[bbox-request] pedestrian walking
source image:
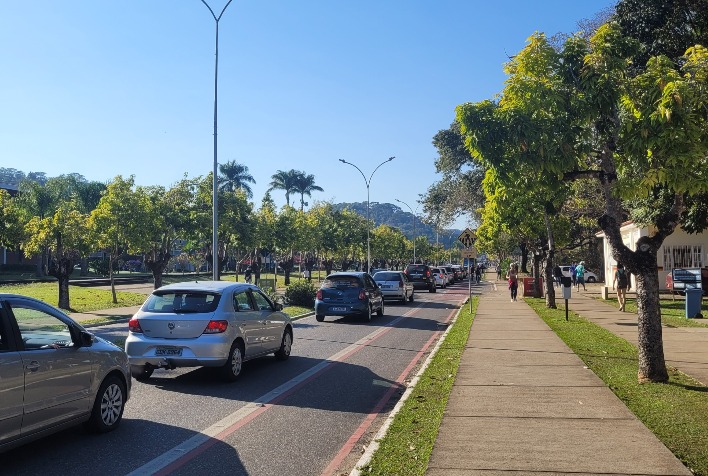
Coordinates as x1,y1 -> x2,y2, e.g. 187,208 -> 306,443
506,264 -> 519,302
570,262 -> 577,288
575,261 -> 586,291
496,264 -> 502,281
244,267 -> 253,284
612,263 -> 631,311
553,264 -> 563,288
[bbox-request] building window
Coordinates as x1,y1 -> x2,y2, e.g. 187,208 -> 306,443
663,245 -> 703,270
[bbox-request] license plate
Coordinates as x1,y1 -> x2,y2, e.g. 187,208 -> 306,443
155,347 -> 182,356
331,307 -> 347,312
381,285 -> 391,289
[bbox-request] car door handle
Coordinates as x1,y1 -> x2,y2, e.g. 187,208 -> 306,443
26,361 -> 40,372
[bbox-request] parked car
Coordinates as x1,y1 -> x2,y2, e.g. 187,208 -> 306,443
430,267 -> 448,288
0,294 -> 131,453
404,264 -> 436,293
373,270 -> 414,303
560,266 -> 600,283
126,281 -> 293,382
315,272 -> 384,322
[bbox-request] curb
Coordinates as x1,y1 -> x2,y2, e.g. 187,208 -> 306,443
349,299 -> 467,476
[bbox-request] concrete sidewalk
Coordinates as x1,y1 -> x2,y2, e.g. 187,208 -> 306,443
426,281 -> 692,475
567,290 -> 708,386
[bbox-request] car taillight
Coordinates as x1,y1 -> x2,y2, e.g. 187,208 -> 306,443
426,270 -> 431,276
128,318 -> 143,333
203,320 -> 228,334
316,290 -> 323,300
358,290 -> 366,300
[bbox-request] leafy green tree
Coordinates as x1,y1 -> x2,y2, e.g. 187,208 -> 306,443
140,178 -> 196,288
23,200 -> 90,309
0,190 -> 24,251
88,176 -> 151,303
219,160 -> 256,199
456,24 -> 708,382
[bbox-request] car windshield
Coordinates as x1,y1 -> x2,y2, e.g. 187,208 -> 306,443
143,291 -> 220,313
322,276 -> 362,288
374,272 -> 400,281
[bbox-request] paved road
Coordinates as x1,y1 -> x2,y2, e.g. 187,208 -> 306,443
1,280 -> 475,476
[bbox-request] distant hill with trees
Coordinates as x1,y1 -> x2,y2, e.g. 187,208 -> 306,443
332,201 -> 462,248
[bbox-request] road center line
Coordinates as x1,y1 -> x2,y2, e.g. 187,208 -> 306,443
128,305 -> 423,476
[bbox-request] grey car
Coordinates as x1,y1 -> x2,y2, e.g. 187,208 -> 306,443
373,271 -> 414,303
0,294 -> 131,453
126,281 -> 293,382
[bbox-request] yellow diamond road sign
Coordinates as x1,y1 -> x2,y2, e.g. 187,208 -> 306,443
458,228 -> 476,248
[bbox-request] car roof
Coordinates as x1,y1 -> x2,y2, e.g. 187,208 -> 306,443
154,281 -> 257,294
326,272 -> 367,278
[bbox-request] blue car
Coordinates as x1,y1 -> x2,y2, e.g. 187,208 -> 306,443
315,272 -> 384,322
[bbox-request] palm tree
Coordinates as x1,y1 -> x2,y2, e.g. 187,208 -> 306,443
292,172 -> 324,211
219,160 -> 256,198
268,169 -> 300,206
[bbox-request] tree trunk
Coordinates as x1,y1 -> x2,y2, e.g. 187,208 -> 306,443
532,253 -> 543,298
544,210 -> 557,308
519,242 -> 528,273
109,252 -> 117,304
635,252 -> 669,383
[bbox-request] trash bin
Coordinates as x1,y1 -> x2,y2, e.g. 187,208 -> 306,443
685,288 -> 703,318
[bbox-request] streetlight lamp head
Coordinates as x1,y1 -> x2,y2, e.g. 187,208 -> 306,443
338,159 -> 346,163
388,156 -> 395,161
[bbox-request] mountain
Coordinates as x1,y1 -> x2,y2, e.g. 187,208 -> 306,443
332,202 -> 462,247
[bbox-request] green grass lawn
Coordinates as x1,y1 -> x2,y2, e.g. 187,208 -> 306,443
0,282 -> 147,312
602,295 -> 708,328
359,298 -> 478,476
526,298 -> 708,476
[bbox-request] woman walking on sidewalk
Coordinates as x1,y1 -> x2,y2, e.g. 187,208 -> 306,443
612,263 -> 631,311
506,264 -> 519,301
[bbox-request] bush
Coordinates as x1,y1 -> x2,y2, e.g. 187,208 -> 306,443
284,280 -> 317,308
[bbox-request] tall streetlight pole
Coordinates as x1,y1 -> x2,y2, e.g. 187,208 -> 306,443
395,198 -> 420,264
200,0 -> 234,281
339,157 -> 395,273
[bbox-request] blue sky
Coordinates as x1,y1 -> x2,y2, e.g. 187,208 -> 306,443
1,1 -> 616,229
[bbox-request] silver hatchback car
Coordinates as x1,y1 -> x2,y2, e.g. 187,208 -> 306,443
0,294 -> 131,453
126,281 -> 293,382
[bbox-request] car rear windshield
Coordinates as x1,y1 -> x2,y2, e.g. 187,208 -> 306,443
374,272 -> 400,281
143,292 -> 220,313
406,265 -> 427,273
322,276 -> 362,288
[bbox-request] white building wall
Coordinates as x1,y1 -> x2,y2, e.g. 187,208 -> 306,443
599,223 -> 707,290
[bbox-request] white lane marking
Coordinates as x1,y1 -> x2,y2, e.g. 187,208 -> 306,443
128,305 -> 424,476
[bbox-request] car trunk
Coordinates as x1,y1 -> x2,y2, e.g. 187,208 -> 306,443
138,312 -> 215,339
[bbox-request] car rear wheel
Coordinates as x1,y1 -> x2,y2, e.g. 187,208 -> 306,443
429,284 -> 436,293
86,375 -> 126,433
316,314 -> 325,322
587,277 -> 596,283
222,341 -> 244,382
131,364 -> 154,382
275,330 -> 292,361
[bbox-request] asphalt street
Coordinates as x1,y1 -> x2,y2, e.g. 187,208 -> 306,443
1,280 -> 473,476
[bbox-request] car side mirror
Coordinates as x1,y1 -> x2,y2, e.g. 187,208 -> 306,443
79,331 -> 94,347
275,303 -> 283,311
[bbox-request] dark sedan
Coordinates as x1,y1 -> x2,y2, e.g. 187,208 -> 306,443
314,272 -> 384,322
